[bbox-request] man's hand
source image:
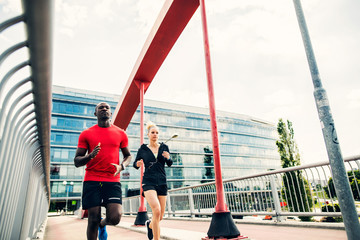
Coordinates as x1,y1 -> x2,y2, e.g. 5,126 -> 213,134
89,142 -> 101,159
111,163 -> 122,176
74,143 -> 101,168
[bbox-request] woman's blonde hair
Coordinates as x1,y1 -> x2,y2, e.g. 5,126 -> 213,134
146,121 -> 157,133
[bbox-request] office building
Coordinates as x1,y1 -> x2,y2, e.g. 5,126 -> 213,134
49,85 -> 280,211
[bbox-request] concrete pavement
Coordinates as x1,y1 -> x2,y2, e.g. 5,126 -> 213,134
41,215 -> 347,240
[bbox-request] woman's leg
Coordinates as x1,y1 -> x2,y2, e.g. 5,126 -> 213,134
144,190 -> 161,240
158,195 -> 167,221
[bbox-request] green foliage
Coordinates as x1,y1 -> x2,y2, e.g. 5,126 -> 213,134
281,171 -> 313,213
323,177 -> 336,198
351,178 -> 360,200
276,119 -> 313,221
349,170 -> 360,200
324,170 -> 360,200
276,119 -> 301,168
315,184 -> 322,191
320,204 -> 343,222
201,146 -> 214,183
299,216 -> 313,222
321,203 -> 341,212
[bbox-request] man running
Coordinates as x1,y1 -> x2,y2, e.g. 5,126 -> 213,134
74,102 -> 132,240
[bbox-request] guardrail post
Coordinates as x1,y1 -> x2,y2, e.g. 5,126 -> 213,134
167,194 -> 172,218
270,175 -> 282,222
128,198 -> 132,215
188,188 -> 195,218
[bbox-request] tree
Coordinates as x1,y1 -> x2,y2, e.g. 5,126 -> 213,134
276,119 -> 300,168
323,177 -> 336,199
324,170 -> 360,200
276,119 -> 313,221
201,146 -> 214,183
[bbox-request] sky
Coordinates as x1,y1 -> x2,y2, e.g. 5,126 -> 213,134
1,0 -> 359,165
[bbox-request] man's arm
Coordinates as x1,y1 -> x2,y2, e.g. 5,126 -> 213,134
74,144 -> 101,168
112,147 -> 132,176
120,147 -> 132,168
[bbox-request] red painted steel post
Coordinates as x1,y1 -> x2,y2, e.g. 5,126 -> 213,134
199,0 -> 227,213
199,2 -> 240,238
138,81 -> 146,212
134,81 -> 149,225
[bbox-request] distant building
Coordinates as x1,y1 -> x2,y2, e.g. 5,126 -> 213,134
49,85 -> 280,211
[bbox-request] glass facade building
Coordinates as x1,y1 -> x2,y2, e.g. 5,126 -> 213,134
50,85 -> 280,211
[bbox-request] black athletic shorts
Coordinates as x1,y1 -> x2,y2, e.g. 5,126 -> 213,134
142,184 -> 168,197
82,181 -> 122,210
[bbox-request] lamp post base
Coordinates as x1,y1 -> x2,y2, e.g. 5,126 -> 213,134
134,211 -> 149,226
206,212 -> 241,239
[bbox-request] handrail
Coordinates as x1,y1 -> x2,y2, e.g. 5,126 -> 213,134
123,155 -> 360,222
0,0 -> 53,239
22,0 -> 53,200
0,14 -> 25,32
164,155 -> 360,192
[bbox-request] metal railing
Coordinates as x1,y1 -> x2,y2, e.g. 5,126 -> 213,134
0,0 -> 53,239
123,155 -> 360,222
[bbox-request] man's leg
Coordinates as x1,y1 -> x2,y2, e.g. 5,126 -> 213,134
87,206 -> 101,240
100,203 -> 122,227
101,182 -> 123,227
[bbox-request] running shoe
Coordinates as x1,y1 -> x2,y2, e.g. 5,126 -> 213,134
145,220 -> 153,240
98,224 -> 108,240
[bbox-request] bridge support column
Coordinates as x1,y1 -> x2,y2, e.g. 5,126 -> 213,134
134,81 -> 149,226
199,0 -> 241,238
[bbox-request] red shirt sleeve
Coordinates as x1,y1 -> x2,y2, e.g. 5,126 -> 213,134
120,131 -> 129,149
77,130 -> 89,149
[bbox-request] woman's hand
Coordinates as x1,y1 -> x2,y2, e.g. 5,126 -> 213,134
136,159 -> 144,168
162,151 -> 170,160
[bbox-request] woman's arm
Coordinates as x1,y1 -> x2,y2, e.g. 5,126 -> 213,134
133,148 -> 143,169
162,145 -> 173,167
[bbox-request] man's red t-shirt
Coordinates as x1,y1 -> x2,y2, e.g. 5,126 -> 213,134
77,124 -> 128,182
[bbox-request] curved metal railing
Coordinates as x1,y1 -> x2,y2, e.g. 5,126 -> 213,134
123,155 -> 360,222
0,0 -> 52,239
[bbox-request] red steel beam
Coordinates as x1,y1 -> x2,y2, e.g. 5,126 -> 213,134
138,81 -> 146,212
199,0 -> 228,213
112,0 -> 199,130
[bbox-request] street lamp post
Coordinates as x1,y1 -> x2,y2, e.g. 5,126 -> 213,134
164,134 -> 178,143
63,181 -> 74,215
292,0 -> 360,239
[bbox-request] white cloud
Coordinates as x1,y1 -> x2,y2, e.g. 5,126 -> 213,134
263,89 -> 295,106
94,0 -> 115,21
0,0 -> 22,15
55,0 -> 88,29
347,89 -> 360,109
0,34 -> 11,44
133,0 -> 165,33
58,27 -> 74,38
2,0 -> 357,165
